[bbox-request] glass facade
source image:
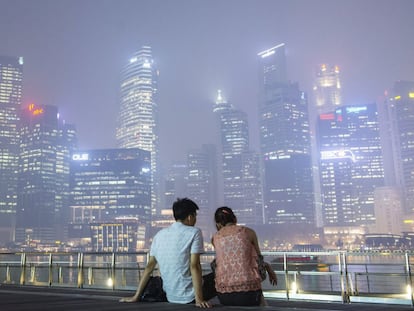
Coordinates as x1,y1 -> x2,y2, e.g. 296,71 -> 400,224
70,148 -> 151,226
213,90 -> 263,225
0,56 -> 23,243
388,81 -> 414,213
313,64 -> 342,112
186,144 -> 218,237
258,44 -> 314,225
16,104 -> 76,243
116,46 -> 159,214
317,104 -> 385,226
311,64 -> 343,228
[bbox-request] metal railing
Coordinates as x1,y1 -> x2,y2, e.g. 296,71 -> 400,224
1,250 -> 413,306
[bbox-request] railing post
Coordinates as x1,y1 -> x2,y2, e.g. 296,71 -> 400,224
77,252 -> 84,288
339,252 -> 349,303
284,252 -> 290,300
405,252 -> 414,306
58,266 -> 63,284
88,267 -> 93,285
354,272 -> 359,296
111,252 -> 116,290
6,265 -> 11,283
19,253 -> 26,285
365,263 -> 370,293
343,252 -> 351,300
48,253 -> 53,286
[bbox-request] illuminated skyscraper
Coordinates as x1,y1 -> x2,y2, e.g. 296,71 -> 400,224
69,148 -> 151,241
213,90 -> 263,225
317,104 -> 384,226
313,64 -> 342,113
386,81 -> 414,213
257,44 -> 314,225
16,104 -> 77,243
0,56 -> 23,243
312,65 -> 343,227
116,46 -> 159,214
186,144 -> 218,237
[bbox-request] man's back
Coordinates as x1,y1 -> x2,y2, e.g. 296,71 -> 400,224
150,222 -> 204,303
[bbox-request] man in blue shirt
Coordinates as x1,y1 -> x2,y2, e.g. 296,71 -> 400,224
120,198 -> 212,308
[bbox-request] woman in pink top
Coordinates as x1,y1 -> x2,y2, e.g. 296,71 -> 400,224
212,207 -> 276,306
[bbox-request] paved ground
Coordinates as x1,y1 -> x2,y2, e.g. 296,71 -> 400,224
0,284 -> 412,311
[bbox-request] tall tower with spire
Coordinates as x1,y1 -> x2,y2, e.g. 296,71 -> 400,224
214,90 -> 263,225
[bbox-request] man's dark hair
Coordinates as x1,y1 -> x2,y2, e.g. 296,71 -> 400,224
173,197 -> 199,221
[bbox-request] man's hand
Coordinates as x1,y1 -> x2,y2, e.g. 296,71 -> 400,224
195,300 -> 212,308
119,296 -> 139,303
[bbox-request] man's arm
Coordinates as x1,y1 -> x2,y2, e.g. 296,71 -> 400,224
119,256 -> 157,302
190,253 -> 211,308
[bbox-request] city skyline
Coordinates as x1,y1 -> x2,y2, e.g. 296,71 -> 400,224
1,0 -> 414,166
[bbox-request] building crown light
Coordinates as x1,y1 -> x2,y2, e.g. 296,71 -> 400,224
257,43 -> 285,58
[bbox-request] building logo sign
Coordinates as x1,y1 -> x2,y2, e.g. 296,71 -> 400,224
320,150 -> 356,162
72,153 -> 89,161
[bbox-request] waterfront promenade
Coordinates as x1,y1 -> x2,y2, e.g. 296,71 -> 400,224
0,284 -> 411,311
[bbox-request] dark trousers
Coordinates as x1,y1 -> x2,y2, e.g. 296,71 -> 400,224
217,290 -> 262,306
202,272 -> 217,301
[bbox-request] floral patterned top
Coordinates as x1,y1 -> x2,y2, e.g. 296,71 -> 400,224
212,225 -> 262,293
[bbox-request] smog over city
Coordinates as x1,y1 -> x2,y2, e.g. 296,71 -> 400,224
1,0 -> 414,251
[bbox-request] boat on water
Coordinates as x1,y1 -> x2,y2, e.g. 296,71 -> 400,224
270,244 -> 328,271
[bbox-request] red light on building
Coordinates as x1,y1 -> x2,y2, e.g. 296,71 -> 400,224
32,108 -> 44,116
27,103 -> 44,116
319,113 -> 335,120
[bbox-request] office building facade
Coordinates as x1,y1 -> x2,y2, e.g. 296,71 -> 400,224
116,46 -> 160,214
313,64 -> 342,113
258,44 -> 314,225
16,104 -> 76,243
386,81 -> 414,213
186,144 -> 218,237
0,56 -> 23,243
317,103 -> 385,226
213,90 -> 263,225
312,64 -> 343,227
70,148 -> 151,226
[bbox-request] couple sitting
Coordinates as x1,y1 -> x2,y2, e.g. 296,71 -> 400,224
120,198 -> 277,308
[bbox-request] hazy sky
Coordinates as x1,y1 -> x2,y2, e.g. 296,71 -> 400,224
1,0 -> 414,166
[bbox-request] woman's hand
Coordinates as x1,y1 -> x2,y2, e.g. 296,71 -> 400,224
265,262 -> 277,286
268,270 -> 277,286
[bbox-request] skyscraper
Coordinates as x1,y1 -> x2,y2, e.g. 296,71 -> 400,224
312,64 -> 343,227
257,44 -> 314,225
69,148 -> 151,249
213,90 -> 263,225
317,104 -> 384,226
313,64 -> 342,113
16,104 -> 77,243
0,56 -> 23,243
186,144 -> 218,237
163,162 -> 187,209
387,81 -> 414,213
116,46 -> 159,214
